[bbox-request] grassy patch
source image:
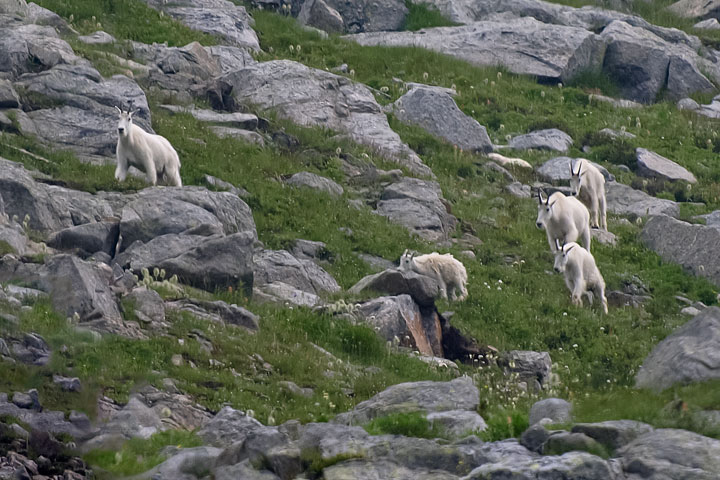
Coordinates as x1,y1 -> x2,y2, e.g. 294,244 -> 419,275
34,0 -> 216,46
480,409 -> 530,441
364,411 -> 445,439
402,1 -> 458,31
84,430 -> 203,476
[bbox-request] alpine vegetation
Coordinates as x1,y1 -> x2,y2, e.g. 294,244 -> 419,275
536,190 -> 591,253
569,158 -> 607,231
399,250 -> 468,301
554,240 -> 608,314
115,106 -> 182,187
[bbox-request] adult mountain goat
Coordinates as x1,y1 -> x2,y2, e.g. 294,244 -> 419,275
399,250 -> 468,302
536,190 -> 591,252
115,106 -> 182,187
553,240 -> 608,314
569,158 -> 606,230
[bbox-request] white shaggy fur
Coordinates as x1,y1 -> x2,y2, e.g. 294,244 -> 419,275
115,106 -> 182,187
536,190 -> 591,252
487,152 -> 532,170
569,158 -> 607,230
553,240 -> 608,314
399,250 -> 468,301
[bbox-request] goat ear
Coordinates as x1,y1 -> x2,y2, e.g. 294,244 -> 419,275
402,249 -> 408,257
538,189 -> 547,204
555,238 -> 561,250
114,106 -> 122,114
565,245 -> 575,254
129,109 -> 140,118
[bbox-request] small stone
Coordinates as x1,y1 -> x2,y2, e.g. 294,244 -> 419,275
171,354 -> 183,366
529,398 -> 572,425
53,375 -> 82,392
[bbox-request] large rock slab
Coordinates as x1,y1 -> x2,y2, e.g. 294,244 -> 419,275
116,232 -> 255,294
221,60 -> 430,176
253,249 -> 340,296
376,178 -> 457,243
47,220 -> 120,257
0,22 -> 86,78
605,181 -> 679,218
0,158 -> 115,234
333,376 -> 478,425
349,17 -> 604,83
635,307 -> 720,391
668,0 -> 720,19
601,20 -> 713,103
392,87 -> 492,153
322,459 -> 459,480
635,148 -> 697,183
349,269 -> 440,306
37,254 -> 144,338
618,429 -> 720,478
14,63 -> 151,159
286,171 -> 344,197
144,0 -> 260,51
509,129 -> 573,152
641,215 -> 720,287
465,451 -> 613,479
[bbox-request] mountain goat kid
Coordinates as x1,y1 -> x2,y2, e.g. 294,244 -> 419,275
536,190 -> 591,253
553,240 -> 608,314
399,250 -> 468,302
115,106 -> 182,187
569,158 -> 606,230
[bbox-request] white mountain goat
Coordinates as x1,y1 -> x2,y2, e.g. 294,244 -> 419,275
569,158 -> 607,230
115,106 -> 182,187
399,250 -> 468,302
553,240 -> 608,314
536,190 -> 591,252
487,152 -> 532,170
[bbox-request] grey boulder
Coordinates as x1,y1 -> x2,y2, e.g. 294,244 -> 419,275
571,420 -> 654,450
253,249 -> 340,296
641,215 -> 720,287
529,398 -> 572,425
635,306 -> 720,391
376,178 -> 457,243
465,451 -> 613,479
117,232 -> 255,294
333,376 -> 478,425
618,428 -> 720,478
635,148 -> 697,183
349,269 -> 440,307
606,181 -> 679,218
144,0 -> 260,51
47,220 -> 120,257
165,298 -> 259,331
221,60 -> 430,176
509,129 -> 573,152
198,406 -> 264,448
286,171 -> 344,197
393,87 -> 492,153
349,17 -> 604,83
38,254 -> 144,338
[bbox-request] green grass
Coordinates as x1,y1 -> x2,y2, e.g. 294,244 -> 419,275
364,411 -> 446,439
402,1 -> 458,31
84,430 -> 203,476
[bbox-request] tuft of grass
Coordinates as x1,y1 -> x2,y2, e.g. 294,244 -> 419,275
84,430 -> 203,476
480,410 -> 529,441
34,0 -> 216,46
364,411 -> 445,439
401,1 -> 458,31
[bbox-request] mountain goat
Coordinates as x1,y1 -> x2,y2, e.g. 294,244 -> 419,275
487,152 -> 532,170
536,190 -> 591,253
399,250 -> 468,302
553,240 -> 608,314
115,106 -> 182,187
569,158 -> 606,230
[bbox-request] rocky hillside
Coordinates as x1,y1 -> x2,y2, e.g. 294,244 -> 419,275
1,0 -> 720,478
